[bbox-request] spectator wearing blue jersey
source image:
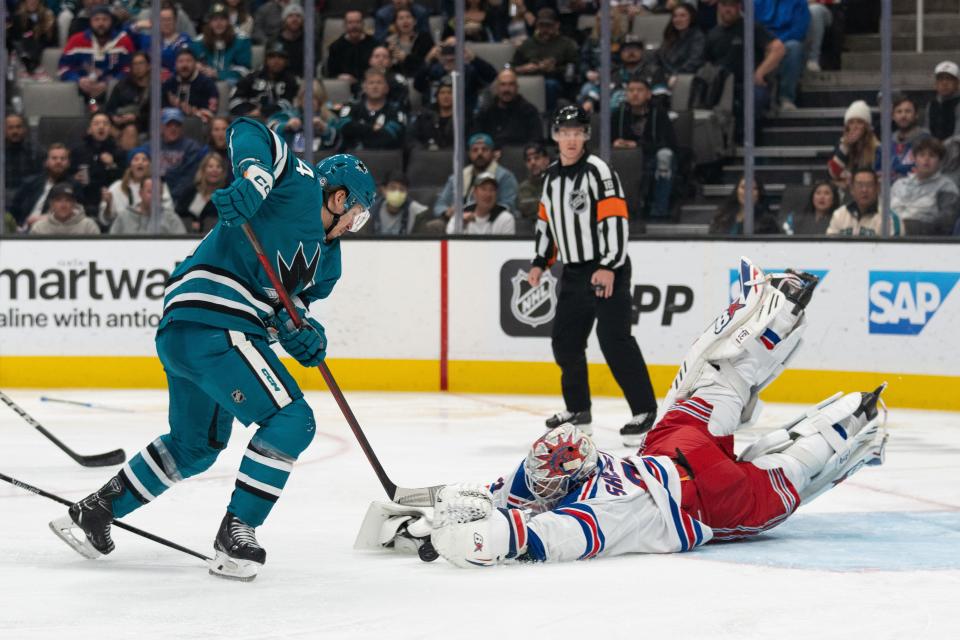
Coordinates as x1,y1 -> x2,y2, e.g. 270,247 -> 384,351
191,3 -> 252,85
754,0 -> 810,111
338,68 -> 408,151
59,5 -> 136,108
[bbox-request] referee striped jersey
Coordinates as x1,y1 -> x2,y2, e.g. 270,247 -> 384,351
532,153 -> 630,270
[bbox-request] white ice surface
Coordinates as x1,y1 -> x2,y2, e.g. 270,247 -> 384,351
2,390 -> 959,640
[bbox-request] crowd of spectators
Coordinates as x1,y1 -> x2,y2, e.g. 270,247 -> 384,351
2,1 -> 956,237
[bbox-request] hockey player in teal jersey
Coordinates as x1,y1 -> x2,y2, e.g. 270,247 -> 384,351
50,117 -> 377,581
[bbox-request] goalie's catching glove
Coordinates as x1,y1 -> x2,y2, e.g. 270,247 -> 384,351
213,162 -> 273,227
431,484 -> 531,568
274,307 -> 327,367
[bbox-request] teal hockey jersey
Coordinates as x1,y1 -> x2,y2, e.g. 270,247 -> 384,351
160,117 -> 340,337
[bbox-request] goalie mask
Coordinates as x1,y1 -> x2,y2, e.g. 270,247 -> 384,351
523,424 -> 598,503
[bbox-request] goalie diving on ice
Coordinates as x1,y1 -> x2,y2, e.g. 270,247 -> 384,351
356,257 -> 890,566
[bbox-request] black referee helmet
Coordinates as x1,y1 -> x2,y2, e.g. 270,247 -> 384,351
552,105 -> 591,139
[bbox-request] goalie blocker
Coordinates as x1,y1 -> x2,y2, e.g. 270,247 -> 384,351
360,257 -> 890,568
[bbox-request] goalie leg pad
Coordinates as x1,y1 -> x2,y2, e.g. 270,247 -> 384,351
661,258 -> 818,437
748,386 -> 889,503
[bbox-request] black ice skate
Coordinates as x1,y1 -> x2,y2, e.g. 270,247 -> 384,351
209,512 -> 266,582
619,412 -> 656,447
545,410 -> 592,434
49,476 -> 124,559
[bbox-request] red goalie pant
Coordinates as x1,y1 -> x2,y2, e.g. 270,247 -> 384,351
640,398 -> 800,541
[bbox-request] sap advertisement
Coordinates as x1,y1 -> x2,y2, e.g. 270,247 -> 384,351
1,238 -> 958,378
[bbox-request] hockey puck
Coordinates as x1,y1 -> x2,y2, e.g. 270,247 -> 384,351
418,540 -> 439,562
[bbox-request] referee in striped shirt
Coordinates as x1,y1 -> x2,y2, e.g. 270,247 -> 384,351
528,105 -> 657,446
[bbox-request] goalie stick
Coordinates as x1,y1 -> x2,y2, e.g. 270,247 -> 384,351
0,390 -> 127,468
241,223 -> 441,507
0,471 -> 210,562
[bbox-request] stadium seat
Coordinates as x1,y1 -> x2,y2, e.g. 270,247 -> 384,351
471,42 -> 515,72
407,148 -> 453,187
672,110 -> 694,152
610,147 -> 645,218
779,184 -> 813,222
353,149 -> 405,186
322,18 -> 345,55
41,47 -> 62,79
631,14 -> 670,47
407,78 -> 421,111
407,186 -> 438,211
323,78 -> 353,106
577,14 -> 596,33
19,82 -> 85,122
322,0 -> 378,17
251,45 -> 264,71
182,116 -> 206,144
498,146 -> 527,181
671,74 -> 696,111
36,115 -> 88,150
216,81 -> 231,115
517,76 -> 545,113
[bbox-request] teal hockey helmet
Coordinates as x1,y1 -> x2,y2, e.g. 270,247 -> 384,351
315,154 -> 377,212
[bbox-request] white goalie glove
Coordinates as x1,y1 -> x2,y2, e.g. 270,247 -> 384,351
431,483 -> 531,568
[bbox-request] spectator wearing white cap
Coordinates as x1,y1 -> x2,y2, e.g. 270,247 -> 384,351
445,173 -> 517,235
926,61 -> 960,141
827,99 -> 879,189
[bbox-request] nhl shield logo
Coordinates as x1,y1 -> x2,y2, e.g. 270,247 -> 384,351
568,189 -> 588,215
231,389 -> 246,404
500,259 -> 562,337
510,268 -> 558,328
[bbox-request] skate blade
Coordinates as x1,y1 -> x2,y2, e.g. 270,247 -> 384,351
207,551 -> 261,582
49,515 -> 101,560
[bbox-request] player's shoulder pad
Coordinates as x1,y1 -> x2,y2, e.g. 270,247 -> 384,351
228,116 -> 271,139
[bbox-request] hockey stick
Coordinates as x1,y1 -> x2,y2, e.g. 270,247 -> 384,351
40,396 -> 135,413
0,471 -> 211,561
0,391 -> 127,467
241,223 -> 441,507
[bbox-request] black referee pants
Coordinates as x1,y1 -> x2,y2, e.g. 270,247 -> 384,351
551,258 -> 657,416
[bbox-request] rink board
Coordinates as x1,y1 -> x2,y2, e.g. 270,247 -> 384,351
0,238 -> 957,409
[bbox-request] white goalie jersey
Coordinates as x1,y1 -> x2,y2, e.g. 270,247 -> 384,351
487,451 -> 713,562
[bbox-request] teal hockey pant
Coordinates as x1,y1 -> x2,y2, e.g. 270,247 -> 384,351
111,321 -> 316,527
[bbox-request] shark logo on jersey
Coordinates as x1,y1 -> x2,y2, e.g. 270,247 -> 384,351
868,271 -> 959,335
276,242 -> 321,297
473,533 -> 484,552
509,268 -> 558,328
